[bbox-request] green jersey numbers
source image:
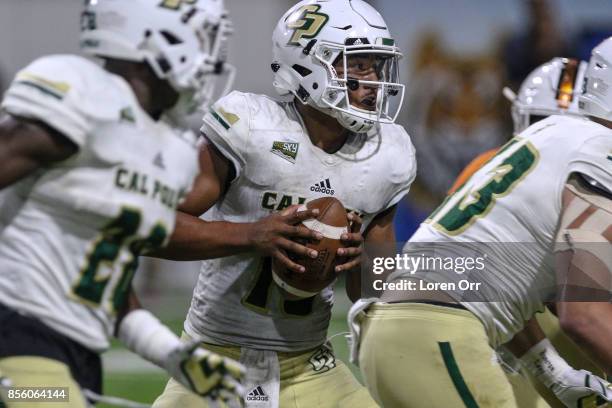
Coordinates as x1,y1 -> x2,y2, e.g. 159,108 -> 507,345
287,5 -> 329,46
428,138 -> 540,235
242,257 -> 315,318
72,208 -> 168,312
159,0 -> 197,10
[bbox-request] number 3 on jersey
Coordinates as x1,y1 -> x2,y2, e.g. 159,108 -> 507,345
71,208 -> 167,312
428,138 -> 539,235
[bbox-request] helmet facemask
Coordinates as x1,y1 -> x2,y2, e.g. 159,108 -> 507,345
145,8 -> 235,120
312,39 -> 404,133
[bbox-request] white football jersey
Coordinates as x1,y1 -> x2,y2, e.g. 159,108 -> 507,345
0,55 -> 199,351
186,91 -> 416,351
394,115 -> 612,347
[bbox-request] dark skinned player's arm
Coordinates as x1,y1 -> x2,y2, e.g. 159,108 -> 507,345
152,137 -> 320,272
345,204 -> 397,302
505,317 -> 546,357
0,113 -> 77,189
115,288 -> 142,334
152,137 -> 248,260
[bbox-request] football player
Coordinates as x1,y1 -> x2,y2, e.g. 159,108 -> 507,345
448,57 -> 607,408
151,0 -> 415,407
0,1 -> 243,407
350,38 -> 612,407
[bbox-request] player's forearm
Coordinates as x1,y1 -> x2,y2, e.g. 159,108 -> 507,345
558,302 -> 612,374
114,288 -> 142,336
505,316 -> 546,358
152,211 -> 254,261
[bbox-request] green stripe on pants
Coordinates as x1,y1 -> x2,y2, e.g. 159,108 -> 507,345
439,341 -> 479,408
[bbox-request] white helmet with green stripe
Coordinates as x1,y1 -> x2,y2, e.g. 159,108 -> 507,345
271,0 -> 404,133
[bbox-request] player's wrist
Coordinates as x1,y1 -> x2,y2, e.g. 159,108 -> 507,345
520,338 -> 573,388
117,309 -> 181,368
242,220 -> 268,253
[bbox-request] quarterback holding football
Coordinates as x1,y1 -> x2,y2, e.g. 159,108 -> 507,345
153,0 -> 416,407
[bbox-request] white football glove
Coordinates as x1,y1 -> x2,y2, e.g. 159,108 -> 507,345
118,309 -> 245,403
164,340 -> 245,401
548,369 -> 611,408
520,339 -> 611,408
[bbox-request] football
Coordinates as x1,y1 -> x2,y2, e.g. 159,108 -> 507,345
272,197 -> 350,299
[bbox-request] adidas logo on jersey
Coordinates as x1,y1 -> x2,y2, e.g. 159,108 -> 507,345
153,152 -> 165,170
310,179 -> 334,195
246,386 -> 269,402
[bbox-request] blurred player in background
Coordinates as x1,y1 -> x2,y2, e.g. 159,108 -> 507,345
350,38 -> 612,407
0,0 -> 243,406
152,0 -> 416,406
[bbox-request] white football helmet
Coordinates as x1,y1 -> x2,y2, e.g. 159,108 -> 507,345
579,36 -> 612,121
272,0 -> 404,133
80,0 -> 234,119
504,57 -> 587,134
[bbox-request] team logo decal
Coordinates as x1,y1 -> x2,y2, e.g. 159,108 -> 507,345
271,141 -> 299,163
308,343 -> 336,373
159,0 -> 197,10
287,4 -> 329,46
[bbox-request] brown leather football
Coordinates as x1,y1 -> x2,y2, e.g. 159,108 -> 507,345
272,197 -> 349,299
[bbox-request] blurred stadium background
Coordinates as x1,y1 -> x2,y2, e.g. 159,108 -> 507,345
1,0 -> 612,405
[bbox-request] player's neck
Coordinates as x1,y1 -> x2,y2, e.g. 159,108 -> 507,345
104,59 -> 178,121
295,101 -> 349,154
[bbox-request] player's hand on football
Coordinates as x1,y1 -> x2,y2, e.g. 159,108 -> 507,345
164,341 -> 245,402
549,368 -> 611,407
248,205 -> 323,273
336,212 -> 364,274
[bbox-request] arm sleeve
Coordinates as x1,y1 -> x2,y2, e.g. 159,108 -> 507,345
200,91 -> 251,180
1,56 -> 97,147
